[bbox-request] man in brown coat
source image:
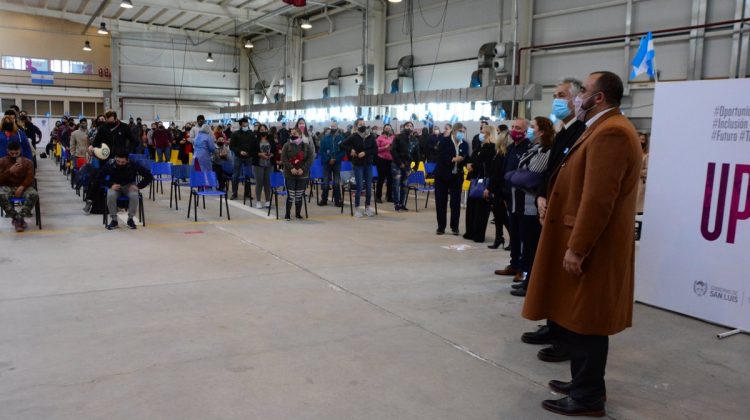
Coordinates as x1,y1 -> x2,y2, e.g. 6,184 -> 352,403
522,71 -> 641,417
0,140 -> 38,232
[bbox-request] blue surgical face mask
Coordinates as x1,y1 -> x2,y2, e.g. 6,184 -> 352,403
552,98 -> 571,120
479,133 -> 485,142
526,127 -> 535,139
455,132 -> 465,141
241,126 -> 249,132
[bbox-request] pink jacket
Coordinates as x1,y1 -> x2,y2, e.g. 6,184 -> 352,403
376,134 -> 394,160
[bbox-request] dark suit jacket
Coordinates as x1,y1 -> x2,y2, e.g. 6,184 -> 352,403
434,137 -> 469,182
537,119 -> 586,198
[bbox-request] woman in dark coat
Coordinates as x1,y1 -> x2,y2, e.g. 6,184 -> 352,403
485,132 -> 508,249
463,124 -> 497,242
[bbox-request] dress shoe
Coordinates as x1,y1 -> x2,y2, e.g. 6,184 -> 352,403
503,244 -> 511,251
494,265 -> 518,276
538,344 -> 571,362
451,229 -> 460,236
317,200 -> 328,206
513,271 -> 527,282
542,396 -> 605,417
436,229 -> 445,235
548,380 -> 607,401
510,287 -> 526,297
511,282 -> 524,290
487,238 -> 505,249
521,325 -> 555,345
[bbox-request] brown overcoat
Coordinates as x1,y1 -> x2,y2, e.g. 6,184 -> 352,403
522,109 -> 642,336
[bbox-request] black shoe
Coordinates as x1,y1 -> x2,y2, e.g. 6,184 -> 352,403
503,245 -> 511,251
462,233 -> 472,240
436,229 -> 445,235
317,200 -> 328,206
487,238 -> 505,249
548,380 -> 572,395
284,215 -> 291,221
511,283 -> 524,290
127,218 -> 137,229
106,220 -> 118,230
334,202 -> 343,207
398,204 -> 409,212
521,325 -> 555,345
538,344 -> 571,362
296,214 -> 304,219
510,287 -> 526,297
451,229 -> 460,236
375,198 -> 383,204
541,396 -> 605,417
548,380 -> 607,402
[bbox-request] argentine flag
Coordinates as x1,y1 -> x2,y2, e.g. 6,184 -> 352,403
630,32 -> 655,80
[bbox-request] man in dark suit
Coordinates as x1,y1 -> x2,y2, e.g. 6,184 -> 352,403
434,123 -> 469,235
520,78 -> 587,364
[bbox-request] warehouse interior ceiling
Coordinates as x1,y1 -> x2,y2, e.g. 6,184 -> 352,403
0,0 -> 351,39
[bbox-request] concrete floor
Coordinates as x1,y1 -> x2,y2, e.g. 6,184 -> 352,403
0,159 -> 748,420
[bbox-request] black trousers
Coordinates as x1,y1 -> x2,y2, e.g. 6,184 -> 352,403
435,175 -> 462,232
464,197 -> 491,242
490,194 -> 508,242
375,157 -> 392,201
520,214 -> 542,287
508,210 -> 523,269
560,326 -> 609,404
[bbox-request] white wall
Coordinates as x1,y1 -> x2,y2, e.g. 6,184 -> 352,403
241,0 -> 749,129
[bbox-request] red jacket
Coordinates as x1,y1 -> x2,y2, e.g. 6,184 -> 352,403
153,128 -> 171,149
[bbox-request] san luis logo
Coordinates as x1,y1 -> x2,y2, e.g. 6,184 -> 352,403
693,280 -> 708,296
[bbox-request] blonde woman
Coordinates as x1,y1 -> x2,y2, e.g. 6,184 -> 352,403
486,127 -> 509,249
464,123 -> 498,242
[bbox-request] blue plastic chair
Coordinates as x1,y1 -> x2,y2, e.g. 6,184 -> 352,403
3,196 -> 42,230
406,171 -> 434,212
101,176 -> 146,227
307,159 -> 325,203
187,171 -> 230,222
170,165 -> 192,210
149,162 -> 173,200
268,171 -> 286,219
425,162 -> 437,176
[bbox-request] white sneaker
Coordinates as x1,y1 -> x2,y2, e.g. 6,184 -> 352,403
255,202 -> 263,209
354,208 -> 363,218
265,201 -> 271,208
364,207 -> 375,217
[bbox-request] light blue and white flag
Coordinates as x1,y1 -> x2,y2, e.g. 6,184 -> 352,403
31,71 -> 54,85
630,32 -> 655,80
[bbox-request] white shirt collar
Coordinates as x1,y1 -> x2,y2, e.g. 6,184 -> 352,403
586,107 -> 615,127
563,118 -> 577,130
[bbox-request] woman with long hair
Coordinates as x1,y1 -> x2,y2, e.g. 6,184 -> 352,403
293,118 -> 315,160
510,116 -> 554,297
375,123 -> 394,203
486,127 -> 509,249
281,128 -> 314,220
463,123 -> 498,242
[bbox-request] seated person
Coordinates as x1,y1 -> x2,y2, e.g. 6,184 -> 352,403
0,140 -> 38,232
100,149 -> 153,230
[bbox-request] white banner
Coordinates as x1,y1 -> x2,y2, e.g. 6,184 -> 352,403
636,79 -> 750,331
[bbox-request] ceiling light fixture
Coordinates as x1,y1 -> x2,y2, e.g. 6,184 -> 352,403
206,52 -> 214,63
388,0 -> 402,3
98,22 -> 109,35
299,19 -> 312,30
83,40 -> 92,51
120,0 -> 133,9
244,40 -> 254,49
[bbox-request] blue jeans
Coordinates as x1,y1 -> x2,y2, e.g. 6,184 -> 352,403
352,164 -> 372,208
321,161 -> 341,204
155,147 -> 171,163
232,157 -> 253,196
390,162 -> 409,207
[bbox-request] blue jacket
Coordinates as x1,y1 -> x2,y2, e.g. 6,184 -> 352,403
434,136 -> 469,182
193,128 -> 216,159
0,131 -> 33,160
319,131 -> 346,164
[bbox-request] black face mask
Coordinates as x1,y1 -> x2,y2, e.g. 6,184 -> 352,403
403,128 -> 412,135
2,123 -> 13,131
357,126 -> 367,134
9,155 -> 17,163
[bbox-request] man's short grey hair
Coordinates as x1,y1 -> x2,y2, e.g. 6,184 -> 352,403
559,77 -> 582,96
